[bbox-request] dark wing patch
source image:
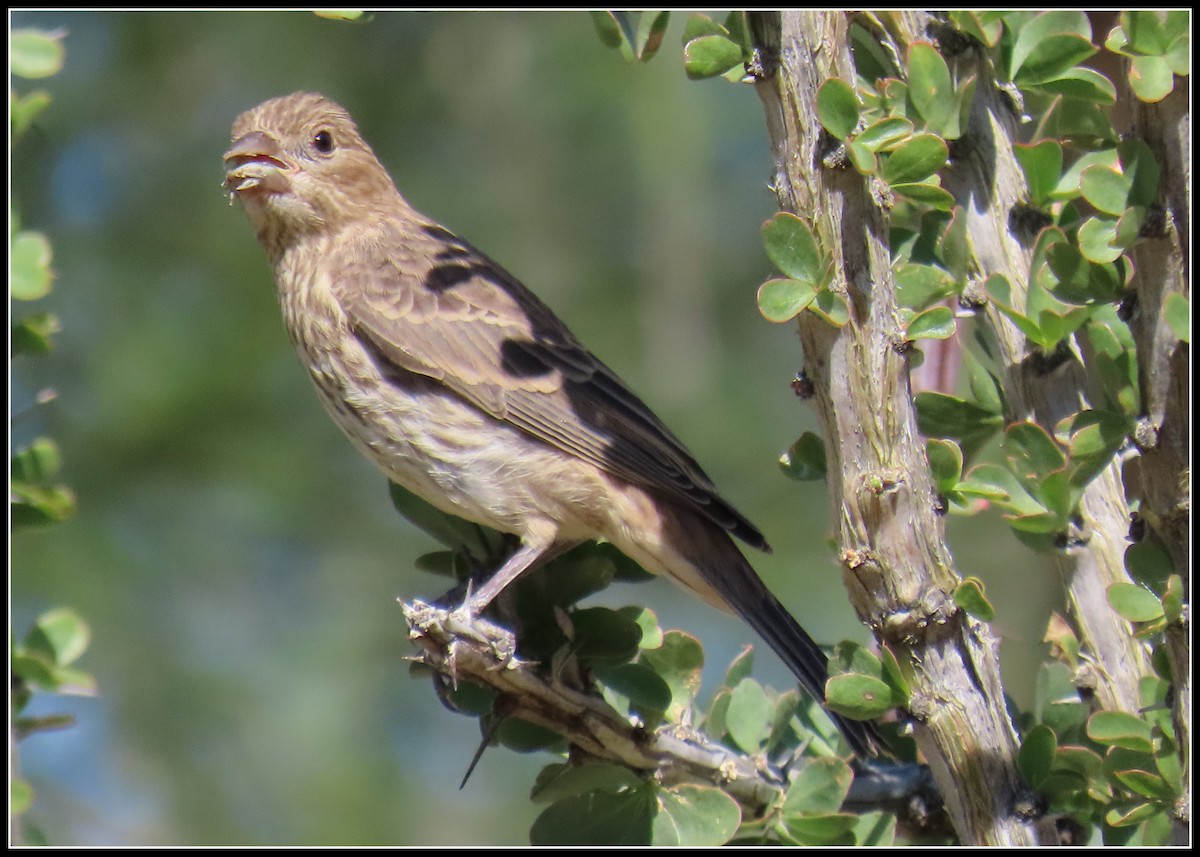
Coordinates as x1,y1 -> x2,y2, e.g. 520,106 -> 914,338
335,223 -> 769,552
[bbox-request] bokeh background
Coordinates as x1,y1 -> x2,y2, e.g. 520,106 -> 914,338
11,10 -> 1057,846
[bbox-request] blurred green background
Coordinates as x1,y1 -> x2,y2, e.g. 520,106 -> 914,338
11,10 -> 1057,846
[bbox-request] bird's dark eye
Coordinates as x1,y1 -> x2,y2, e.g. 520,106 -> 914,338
312,130 -> 335,154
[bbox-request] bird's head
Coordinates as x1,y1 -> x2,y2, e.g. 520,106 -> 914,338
225,92 -> 399,250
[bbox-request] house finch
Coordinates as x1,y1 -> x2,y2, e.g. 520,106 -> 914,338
224,92 -> 879,756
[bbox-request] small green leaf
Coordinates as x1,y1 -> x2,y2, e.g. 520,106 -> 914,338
1161,574 -> 1184,623
1018,724 -> 1057,788
1087,710 -> 1154,752
1125,537 -> 1174,591
1105,801 -> 1160,828
653,783 -> 741,846
779,432 -> 827,481
640,631 -> 704,721
633,11 -> 670,62
725,678 -> 772,753
683,34 -> 744,79
1118,140 -> 1161,208
926,438 -> 963,495
1163,293 -> 1190,343
531,763 -> 642,804
10,230 -> 54,301
1015,34 -> 1097,86
24,607 -> 90,667
895,262 -> 955,311
12,312 -> 60,355
1009,11 -> 1092,80
570,607 -> 644,664
762,212 -> 826,284
1106,583 -> 1166,623
10,29 -> 65,79
1004,421 -> 1066,480
809,289 -> 850,328
890,181 -> 955,211
758,278 -> 818,323
1113,769 -> 1177,801
914,391 -> 1004,454
496,717 -> 563,753
905,306 -> 956,341
783,756 -> 853,816
846,140 -> 878,174
1129,55 -> 1175,102
954,577 -> 996,621
1080,164 -> 1132,216
595,662 -> 672,722
1076,217 -> 1124,264
880,134 -> 948,185
1053,148 -> 1120,200
816,79 -> 860,141
782,812 -> 859,846
531,781 -> 655,845
10,89 -> 53,138
825,673 -> 894,720
907,42 -> 955,134
856,117 -> 913,152
11,779 -> 34,817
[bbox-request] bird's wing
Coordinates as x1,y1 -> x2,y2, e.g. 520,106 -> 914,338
333,222 -> 769,551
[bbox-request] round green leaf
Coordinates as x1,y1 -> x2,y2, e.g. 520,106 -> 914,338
1164,293 -> 1190,343
11,779 -> 34,818
925,438 -> 963,494
1018,724 -> 1057,788
595,662 -> 672,720
531,763 -> 642,804
1012,141 -> 1060,207
816,79 -> 860,140
779,432 -> 827,481
570,607 -> 643,663
762,212 -> 825,284
782,756 -> 853,816
726,678 -> 772,753
1079,165 -> 1131,215
1106,583 -> 1165,623
1129,54 -> 1175,102
846,140 -> 878,174
953,577 -> 996,622
1077,217 -> 1123,264
880,134 -> 948,185
11,230 -> 54,301
1087,710 -> 1154,752
857,116 -> 912,152
531,783 -> 655,845
907,42 -> 955,134
757,277 -> 818,323
905,305 -> 956,341
783,812 -> 859,846
683,34 -> 744,80
1014,33 -> 1097,86
654,784 -> 740,846
640,631 -> 704,720
889,181 -> 954,211
809,289 -> 850,327
10,29 -> 65,79
825,672 -> 894,720
26,607 -> 90,667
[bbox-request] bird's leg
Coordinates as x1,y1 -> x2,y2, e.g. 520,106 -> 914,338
463,524 -> 558,617
443,521 -> 558,666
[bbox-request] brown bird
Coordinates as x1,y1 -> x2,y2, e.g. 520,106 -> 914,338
224,91 -> 879,757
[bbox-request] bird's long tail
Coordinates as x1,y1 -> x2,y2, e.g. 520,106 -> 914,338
654,509 -> 885,758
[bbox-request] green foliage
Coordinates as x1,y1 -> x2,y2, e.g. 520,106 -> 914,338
11,32 -> 91,838
1103,11 -> 1190,102
680,12 -> 752,81
591,10 -> 670,65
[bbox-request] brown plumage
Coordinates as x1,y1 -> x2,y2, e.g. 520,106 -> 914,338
225,91 -> 879,756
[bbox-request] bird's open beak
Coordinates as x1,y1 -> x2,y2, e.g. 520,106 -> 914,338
224,131 -> 291,198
